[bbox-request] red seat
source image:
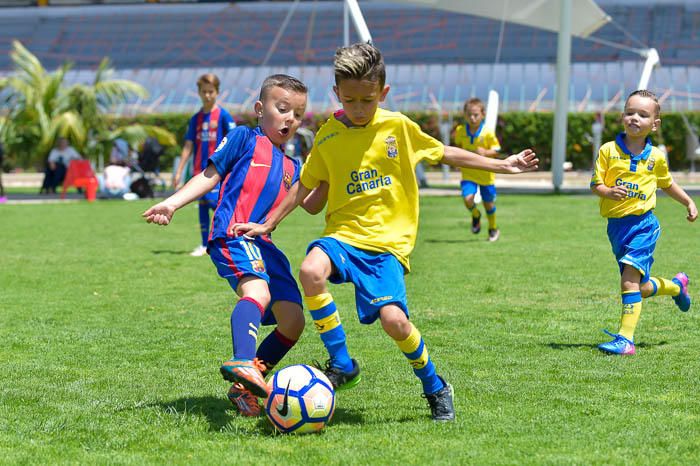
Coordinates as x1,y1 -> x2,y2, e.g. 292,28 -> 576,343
61,160 -> 98,202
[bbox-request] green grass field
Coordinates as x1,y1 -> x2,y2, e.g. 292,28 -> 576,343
1,195 -> 698,465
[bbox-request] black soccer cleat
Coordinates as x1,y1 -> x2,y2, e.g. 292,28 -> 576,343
422,377 -> 455,421
471,215 -> 481,234
316,358 -> 361,390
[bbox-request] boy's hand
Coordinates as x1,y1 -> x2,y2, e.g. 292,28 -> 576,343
232,222 -> 273,239
143,202 -> 176,225
605,185 -> 628,201
687,201 -> 698,222
503,149 -> 538,173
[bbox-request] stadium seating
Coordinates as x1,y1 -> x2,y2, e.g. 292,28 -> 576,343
0,1 -> 698,112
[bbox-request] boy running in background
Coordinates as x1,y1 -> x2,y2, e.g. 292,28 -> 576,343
173,73 -> 236,256
234,43 -> 538,421
591,90 -> 697,355
454,98 -> 502,241
144,75 -> 325,416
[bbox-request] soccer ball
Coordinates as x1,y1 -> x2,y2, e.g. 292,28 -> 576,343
264,364 -> 336,434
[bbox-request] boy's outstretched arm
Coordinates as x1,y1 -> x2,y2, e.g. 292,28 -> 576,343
442,146 -> 538,174
143,164 -> 221,225
662,183 -> 698,222
233,182 -> 313,237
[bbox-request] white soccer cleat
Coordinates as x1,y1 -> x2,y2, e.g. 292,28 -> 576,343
190,245 -> 207,257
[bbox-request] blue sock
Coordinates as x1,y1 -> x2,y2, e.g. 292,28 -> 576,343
305,293 -> 353,373
230,297 -> 263,360
198,201 -> 210,247
256,328 -> 297,373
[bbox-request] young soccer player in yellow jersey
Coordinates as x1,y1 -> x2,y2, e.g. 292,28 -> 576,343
591,90 -> 697,355
454,98 -> 502,241
234,43 -> 538,421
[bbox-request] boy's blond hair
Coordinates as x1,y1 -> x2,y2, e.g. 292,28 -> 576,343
196,73 -> 220,92
626,89 -> 661,117
463,97 -> 485,114
334,42 -> 386,88
259,74 -> 308,100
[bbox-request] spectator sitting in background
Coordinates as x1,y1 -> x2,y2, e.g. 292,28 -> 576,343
40,137 -> 82,194
99,156 -> 132,198
110,137 -> 130,165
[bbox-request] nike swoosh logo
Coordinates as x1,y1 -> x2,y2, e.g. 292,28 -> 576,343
276,380 -> 291,417
250,161 -> 271,168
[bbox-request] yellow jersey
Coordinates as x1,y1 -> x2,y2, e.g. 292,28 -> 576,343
453,122 -> 501,185
300,108 -> 444,270
590,133 -> 673,218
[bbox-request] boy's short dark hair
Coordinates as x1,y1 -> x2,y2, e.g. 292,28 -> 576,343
626,89 -> 661,117
259,74 -> 308,101
464,98 -> 485,114
197,73 -> 220,92
334,42 -> 386,88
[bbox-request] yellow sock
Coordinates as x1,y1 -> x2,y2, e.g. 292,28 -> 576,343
618,291 -> 642,340
649,277 -> 681,297
486,209 -> 497,230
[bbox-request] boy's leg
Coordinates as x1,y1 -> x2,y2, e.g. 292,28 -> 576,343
599,266 -> 642,355
642,273 -> 690,312
220,276 -> 271,397
300,247 -> 358,383
482,185 -> 499,242
461,181 -> 481,233
256,300 -> 305,373
380,305 -> 454,421
192,198 -> 212,256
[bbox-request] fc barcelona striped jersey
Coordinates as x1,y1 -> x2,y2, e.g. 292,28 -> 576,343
185,104 -> 236,175
208,126 -> 301,241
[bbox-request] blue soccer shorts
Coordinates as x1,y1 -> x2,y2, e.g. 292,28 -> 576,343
199,189 -> 218,210
307,237 -> 408,325
210,237 -> 302,325
606,210 -> 660,284
460,180 -> 497,202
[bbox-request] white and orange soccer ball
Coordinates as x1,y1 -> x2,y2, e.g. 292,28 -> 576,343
264,364 -> 336,434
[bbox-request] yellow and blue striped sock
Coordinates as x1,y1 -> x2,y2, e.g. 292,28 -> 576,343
394,323 -> 443,394
619,291 -> 642,341
306,293 -> 353,372
467,204 -> 480,218
648,277 -> 681,297
486,206 -> 497,230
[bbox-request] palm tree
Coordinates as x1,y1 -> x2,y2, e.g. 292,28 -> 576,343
0,40 -> 175,170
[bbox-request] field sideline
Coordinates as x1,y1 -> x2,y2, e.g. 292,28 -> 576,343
1,194 -> 698,464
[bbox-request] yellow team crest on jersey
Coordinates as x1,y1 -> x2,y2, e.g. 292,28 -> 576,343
283,171 -> 292,190
647,157 -> 655,171
385,136 -> 398,158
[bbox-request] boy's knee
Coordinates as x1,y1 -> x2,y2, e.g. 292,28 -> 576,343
299,259 -> 328,288
379,306 -> 411,339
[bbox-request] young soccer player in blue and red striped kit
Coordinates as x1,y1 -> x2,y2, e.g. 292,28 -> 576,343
144,75 -> 326,416
173,73 -> 237,257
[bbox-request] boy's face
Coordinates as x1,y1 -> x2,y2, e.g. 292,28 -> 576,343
198,83 -> 218,108
465,104 -> 485,127
333,79 -> 390,126
622,95 -> 660,138
254,86 -> 307,147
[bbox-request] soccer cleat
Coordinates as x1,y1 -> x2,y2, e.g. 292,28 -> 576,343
190,245 -> 207,257
422,377 -> 455,421
315,358 -> 361,390
471,215 -> 481,234
597,329 -> 636,355
672,272 -> 691,312
227,383 -> 262,417
488,228 -> 500,242
220,358 -> 270,398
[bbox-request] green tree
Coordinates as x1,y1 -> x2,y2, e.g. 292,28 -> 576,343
0,40 -> 175,170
